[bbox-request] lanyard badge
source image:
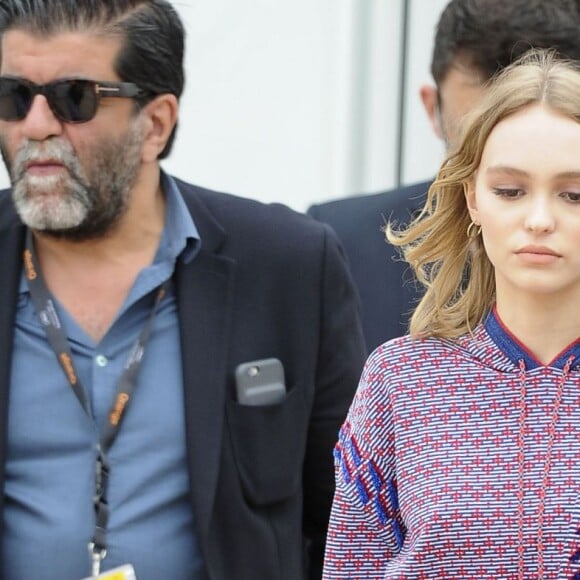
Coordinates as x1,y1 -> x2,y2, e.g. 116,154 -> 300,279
81,563 -> 137,580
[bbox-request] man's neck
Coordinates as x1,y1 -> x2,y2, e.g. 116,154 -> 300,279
27,168 -> 167,342
32,168 -> 166,267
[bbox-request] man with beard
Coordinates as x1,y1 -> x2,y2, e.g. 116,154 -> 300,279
308,0 -> 580,353
0,2 -> 366,580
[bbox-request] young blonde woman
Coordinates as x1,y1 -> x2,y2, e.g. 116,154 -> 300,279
322,49 -> 580,579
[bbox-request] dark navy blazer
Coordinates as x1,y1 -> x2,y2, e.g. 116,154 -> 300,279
309,181 -> 430,353
0,180 -> 366,580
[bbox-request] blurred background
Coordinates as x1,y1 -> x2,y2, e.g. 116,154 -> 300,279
0,0 -> 449,211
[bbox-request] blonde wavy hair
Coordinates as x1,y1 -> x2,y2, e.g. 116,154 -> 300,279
388,48 -> 580,338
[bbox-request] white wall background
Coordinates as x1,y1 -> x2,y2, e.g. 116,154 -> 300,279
0,0 -> 451,212
402,0 -> 449,183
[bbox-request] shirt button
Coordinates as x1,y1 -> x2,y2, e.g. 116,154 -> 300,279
95,355 -> 108,367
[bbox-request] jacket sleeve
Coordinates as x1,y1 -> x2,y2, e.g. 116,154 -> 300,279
303,225 -> 367,579
322,347 -> 406,578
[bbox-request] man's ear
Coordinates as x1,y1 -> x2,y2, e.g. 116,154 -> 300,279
464,179 -> 480,223
140,94 -> 179,162
420,84 -> 444,141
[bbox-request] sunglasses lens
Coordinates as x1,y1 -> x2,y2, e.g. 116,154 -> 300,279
0,78 -> 136,123
0,78 -> 33,121
50,80 -> 97,123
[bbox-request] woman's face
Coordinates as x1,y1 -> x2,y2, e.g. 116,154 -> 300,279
465,104 -> 580,307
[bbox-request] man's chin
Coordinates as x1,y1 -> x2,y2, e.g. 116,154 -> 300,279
21,219 -> 86,235
16,171 -> 68,193
15,201 -> 86,233
19,206 -> 121,242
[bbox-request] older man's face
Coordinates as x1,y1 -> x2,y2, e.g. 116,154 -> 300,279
0,29 -> 147,240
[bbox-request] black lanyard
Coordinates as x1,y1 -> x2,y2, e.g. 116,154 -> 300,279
23,230 -> 167,576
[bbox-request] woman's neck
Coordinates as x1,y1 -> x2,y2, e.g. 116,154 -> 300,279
495,294 -> 579,365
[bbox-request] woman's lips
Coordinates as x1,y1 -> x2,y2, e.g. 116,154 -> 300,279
515,245 -> 561,264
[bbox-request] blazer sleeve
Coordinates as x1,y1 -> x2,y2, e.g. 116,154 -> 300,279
303,225 -> 367,578
322,347 -> 405,578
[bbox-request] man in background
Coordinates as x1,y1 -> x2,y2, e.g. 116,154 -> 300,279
309,0 -> 580,352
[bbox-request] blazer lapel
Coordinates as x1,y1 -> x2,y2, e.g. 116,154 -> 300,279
174,186 -> 235,538
0,217 -> 25,537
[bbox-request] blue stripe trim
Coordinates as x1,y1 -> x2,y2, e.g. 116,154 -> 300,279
368,462 -> 382,493
388,478 -> 399,511
391,519 -> 404,550
355,476 -> 369,505
339,452 -> 351,485
349,438 -> 362,468
374,496 -> 388,526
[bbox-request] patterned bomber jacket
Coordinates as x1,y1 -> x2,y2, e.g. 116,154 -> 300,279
323,309 -> 580,579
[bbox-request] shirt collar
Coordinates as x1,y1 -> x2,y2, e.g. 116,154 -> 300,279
157,172 -> 200,265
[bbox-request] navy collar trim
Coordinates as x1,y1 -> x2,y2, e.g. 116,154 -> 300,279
484,308 -> 580,371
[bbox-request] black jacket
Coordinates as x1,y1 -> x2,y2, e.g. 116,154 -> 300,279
308,181 -> 430,353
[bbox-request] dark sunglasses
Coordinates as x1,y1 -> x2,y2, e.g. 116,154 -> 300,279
0,77 -> 146,123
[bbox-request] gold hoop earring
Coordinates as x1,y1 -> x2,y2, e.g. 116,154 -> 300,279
467,221 -> 481,239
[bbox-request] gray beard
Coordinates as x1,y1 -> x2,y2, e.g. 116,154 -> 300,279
1,119 -> 145,242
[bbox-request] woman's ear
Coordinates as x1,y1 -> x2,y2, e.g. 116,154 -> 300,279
464,178 -> 480,223
140,94 -> 179,162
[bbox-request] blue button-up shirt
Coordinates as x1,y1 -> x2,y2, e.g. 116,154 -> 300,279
4,174 -> 207,579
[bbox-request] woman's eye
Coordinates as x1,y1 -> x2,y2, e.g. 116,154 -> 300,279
561,191 -> 580,203
492,188 -> 524,198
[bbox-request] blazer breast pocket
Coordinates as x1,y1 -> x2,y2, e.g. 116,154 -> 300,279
226,386 -> 308,505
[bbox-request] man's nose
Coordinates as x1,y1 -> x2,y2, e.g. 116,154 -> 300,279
20,95 -> 63,141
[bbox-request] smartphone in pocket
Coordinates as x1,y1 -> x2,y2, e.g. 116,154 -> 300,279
235,358 -> 286,406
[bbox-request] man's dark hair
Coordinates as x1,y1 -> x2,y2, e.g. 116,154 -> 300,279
0,0 -> 184,158
431,0 -> 580,86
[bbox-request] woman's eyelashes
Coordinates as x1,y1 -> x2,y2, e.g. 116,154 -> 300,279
489,187 -> 580,203
560,190 -> 580,203
491,187 -> 524,198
